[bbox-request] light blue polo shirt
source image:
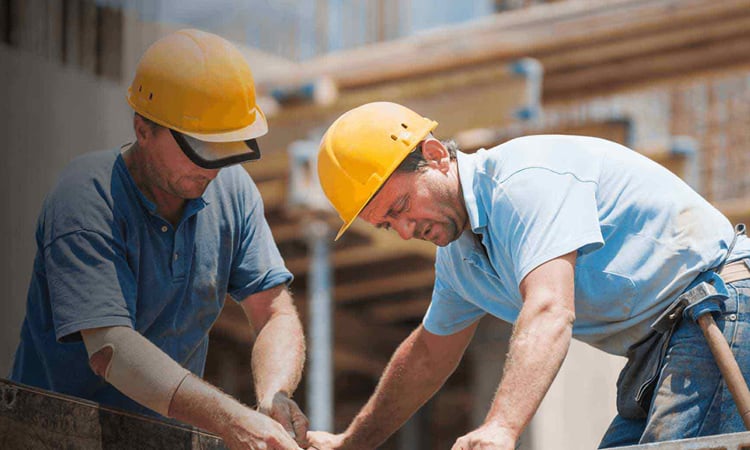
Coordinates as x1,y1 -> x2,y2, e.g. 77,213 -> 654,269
424,135 -> 750,356
10,148 -> 292,417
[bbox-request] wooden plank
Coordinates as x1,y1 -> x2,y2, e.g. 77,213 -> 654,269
63,0 -> 80,65
286,244 -> 421,275
0,0 -> 9,44
79,0 -> 96,73
212,301 -> 407,353
0,379 -> 226,449
334,268 -> 435,304
210,302 -> 398,377
335,347 -> 387,378
455,119 -> 632,152
20,0 -> 44,55
540,13 -> 750,73
96,5 -> 122,80
366,298 -> 431,324
45,0 -> 63,62
262,0 -> 750,90
619,430 -> 750,449
544,33 -> 750,100
8,0 -> 26,49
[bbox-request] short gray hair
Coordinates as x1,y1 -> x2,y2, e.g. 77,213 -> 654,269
394,138 -> 459,173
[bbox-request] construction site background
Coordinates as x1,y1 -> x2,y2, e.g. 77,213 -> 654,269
1,1 -> 749,449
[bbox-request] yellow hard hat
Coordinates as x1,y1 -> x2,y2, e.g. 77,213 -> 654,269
127,29 -> 267,167
317,102 -> 438,240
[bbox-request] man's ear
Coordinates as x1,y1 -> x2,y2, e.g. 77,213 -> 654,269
133,115 -> 153,145
421,138 -> 450,171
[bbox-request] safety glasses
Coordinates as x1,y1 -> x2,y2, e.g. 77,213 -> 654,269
170,129 -> 261,169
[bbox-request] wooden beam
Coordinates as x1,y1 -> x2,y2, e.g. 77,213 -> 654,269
79,0 -> 96,73
334,268 -> 435,304
335,348 -> 386,378
539,13 -> 750,74
544,33 -> 750,100
96,6 -> 122,80
286,243 -> 422,275
456,119 -> 631,152
211,301 -> 408,361
269,66 -> 527,138
366,298 -> 431,324
258,0 -> 750,91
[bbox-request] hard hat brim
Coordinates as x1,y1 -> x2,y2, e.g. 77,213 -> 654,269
182,107 -> 268,143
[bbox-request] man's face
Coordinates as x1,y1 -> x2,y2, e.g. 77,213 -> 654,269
359,156 -> 468,247
143,126 -> 220,199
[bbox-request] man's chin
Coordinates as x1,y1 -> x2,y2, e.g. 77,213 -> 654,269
431,231 -> 460,247
176,181 -> 211,199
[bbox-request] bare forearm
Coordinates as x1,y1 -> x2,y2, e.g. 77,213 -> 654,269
252,311 -> 305,402
342,328 -> 459,449
170,374 -> 249,435
485,303 -> 574,439
170,374 -> 299,449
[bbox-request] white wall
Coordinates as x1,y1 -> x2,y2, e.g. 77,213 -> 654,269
531,340 -> 625,450
0,44 -> 133,376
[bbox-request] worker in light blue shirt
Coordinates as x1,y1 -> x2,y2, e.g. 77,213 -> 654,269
10,30 -> 308,450
309,102 -> 750,450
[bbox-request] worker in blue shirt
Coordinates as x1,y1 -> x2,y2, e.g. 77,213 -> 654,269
10,29 -> 308,450
309,102 -> 750,449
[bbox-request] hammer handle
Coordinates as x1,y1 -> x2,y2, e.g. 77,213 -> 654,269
698,314 -> 750,429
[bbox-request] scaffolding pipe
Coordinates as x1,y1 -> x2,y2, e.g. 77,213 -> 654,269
305,220 -> 334,432
287,138 -> 335,431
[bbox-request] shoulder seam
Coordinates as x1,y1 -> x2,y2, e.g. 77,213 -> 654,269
495,166 -> 599,187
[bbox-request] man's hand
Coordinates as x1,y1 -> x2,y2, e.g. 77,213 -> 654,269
258,391 -> 311,448
451,424 -> 517,450
222,408 -> 303,450
307,431 -> 346,450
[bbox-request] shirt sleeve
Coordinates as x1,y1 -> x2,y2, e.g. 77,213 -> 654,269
227,178 -> 293,301
45,230 -> 136,342
491,168 -> 603,287
423,273 -> 486,336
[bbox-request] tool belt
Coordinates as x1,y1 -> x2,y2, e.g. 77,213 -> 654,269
617,225 -> 749,420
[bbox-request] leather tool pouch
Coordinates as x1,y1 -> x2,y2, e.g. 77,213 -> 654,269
616,224 -> 744,420
616,270 -> 730,419
615,328 -> 673,419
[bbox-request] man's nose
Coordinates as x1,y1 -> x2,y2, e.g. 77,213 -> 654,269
393,218 -> 415,240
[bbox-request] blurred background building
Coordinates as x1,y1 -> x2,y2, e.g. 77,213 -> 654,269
2,0 -> 750,448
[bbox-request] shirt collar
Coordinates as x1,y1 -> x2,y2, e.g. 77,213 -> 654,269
456,150 -> 488,232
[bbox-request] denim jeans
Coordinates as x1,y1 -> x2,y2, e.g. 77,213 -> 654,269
599,276 -> 750,448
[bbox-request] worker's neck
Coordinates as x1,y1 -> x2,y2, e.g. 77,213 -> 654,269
122,143 -> 186,227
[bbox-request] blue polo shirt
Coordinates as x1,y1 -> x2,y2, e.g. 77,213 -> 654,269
424,135 -> 750,356
10,148 -> 292,417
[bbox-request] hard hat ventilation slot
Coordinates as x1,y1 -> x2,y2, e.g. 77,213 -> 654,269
401,123 -> 408,129
390,134 -> 398,141
138,85 -> 142,92
149,93 -> 153,100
